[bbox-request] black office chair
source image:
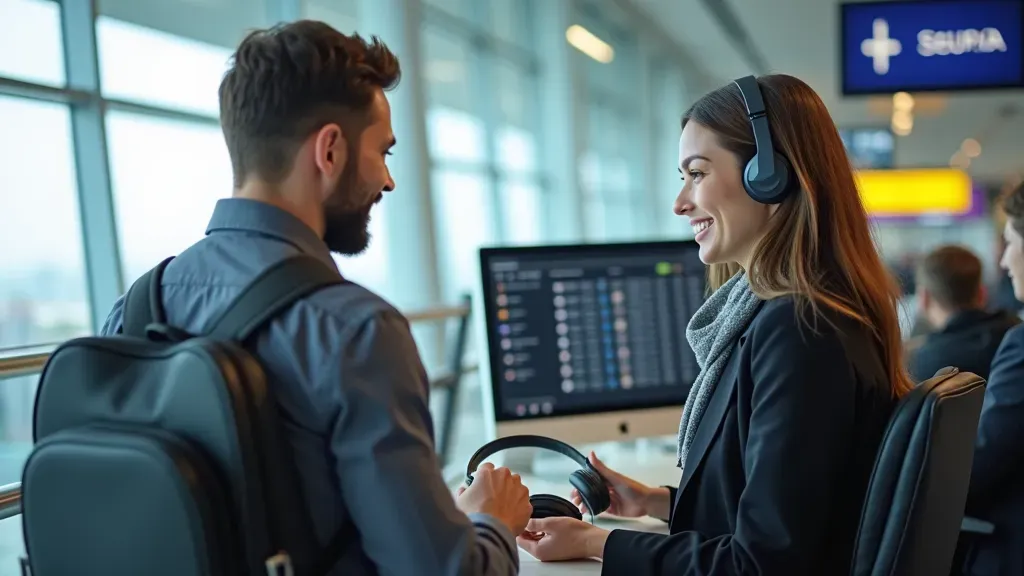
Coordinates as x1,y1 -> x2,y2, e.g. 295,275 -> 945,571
851,367 -> 986,576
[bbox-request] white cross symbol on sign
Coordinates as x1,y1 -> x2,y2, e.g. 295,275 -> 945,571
861,18 -> 902,75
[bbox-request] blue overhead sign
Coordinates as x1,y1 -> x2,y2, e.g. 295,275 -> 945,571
840,0 -> 1024,94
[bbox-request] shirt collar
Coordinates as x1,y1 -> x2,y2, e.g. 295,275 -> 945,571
205,198 -> 338,270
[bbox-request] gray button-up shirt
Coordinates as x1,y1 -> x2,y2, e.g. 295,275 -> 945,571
100,198 -> 519,575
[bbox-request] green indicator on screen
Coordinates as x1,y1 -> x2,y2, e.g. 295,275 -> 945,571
655,261 -> 672,276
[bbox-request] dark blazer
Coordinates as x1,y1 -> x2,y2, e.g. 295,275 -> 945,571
602,297 -> 897,575
961,324 -> 1024,575
908,309 -> 1020,383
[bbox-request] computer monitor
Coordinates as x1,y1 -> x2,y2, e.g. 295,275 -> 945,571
474,240 -> 706,447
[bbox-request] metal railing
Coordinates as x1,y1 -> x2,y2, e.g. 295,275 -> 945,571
0,303 -> 475,380
0,483 -> 20,520
0,302 -> 478,520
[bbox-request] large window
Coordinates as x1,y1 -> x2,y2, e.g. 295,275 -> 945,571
106,112 -> 233,284
575,11 -> 648,242
422,5 -> 546,302
0,96 -> 90,351
0,0 -> 64,87
651,62 -> 691,239
96,17 -> 234,117
303,0 -> 358,34
423,26 -> 492,303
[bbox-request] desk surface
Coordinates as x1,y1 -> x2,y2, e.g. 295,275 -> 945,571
506,444 -> 680,575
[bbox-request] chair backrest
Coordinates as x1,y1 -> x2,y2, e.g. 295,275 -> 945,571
851,367 -> 985,576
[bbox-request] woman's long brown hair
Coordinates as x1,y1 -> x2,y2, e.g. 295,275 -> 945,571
683,74 -> 913,399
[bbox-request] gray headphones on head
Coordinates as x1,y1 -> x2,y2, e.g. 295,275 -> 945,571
733,75 -> 794,205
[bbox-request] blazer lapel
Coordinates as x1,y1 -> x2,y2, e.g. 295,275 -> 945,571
678,335 -> 744,495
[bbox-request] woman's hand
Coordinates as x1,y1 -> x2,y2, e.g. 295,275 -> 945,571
571,451 -> 660,518
516,517 -> 609,562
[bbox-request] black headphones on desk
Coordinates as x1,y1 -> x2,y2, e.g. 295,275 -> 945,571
732,75 -> 794,205
465,435 -> 611,522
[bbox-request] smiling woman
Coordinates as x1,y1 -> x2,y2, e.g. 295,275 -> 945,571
520,74 -> 911,576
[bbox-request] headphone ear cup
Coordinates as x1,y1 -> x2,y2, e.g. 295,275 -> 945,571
743,153 -> 792,205
570,469 -> 611,516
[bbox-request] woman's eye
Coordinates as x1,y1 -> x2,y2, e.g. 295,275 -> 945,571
689,170 -> 703,181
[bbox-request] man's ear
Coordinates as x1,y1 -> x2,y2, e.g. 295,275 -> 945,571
313,123 -> 347,182
977,284 -> 988,308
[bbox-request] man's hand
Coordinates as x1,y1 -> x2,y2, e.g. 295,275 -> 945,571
516,517 -> 610,562
456,462 -> 533,534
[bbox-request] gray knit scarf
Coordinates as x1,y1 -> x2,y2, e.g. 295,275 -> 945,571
677,272 -> 762,468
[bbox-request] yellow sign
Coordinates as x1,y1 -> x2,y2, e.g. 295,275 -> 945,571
855,168 -> 972,216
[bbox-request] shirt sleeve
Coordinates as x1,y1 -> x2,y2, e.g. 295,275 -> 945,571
98,296 -> 126,336
323,310 -> 519,576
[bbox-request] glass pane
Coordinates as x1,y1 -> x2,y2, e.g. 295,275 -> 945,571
585,198 -> 635,242
427,108 -> 487,164
333,201 -> 388,293
0,96 -> 90,350
303,0 -> 358,33
584,198 -> 608,241
106,111 -> 233,284
423,0 -> 469,15
431,169 -> 494,301
496,126 -> 537,174
0,0 -> 64,86
489,0 -> 527,47
500,180 -> 543,245
96,16 -> 234,117
578,150 -> 602,198
0,374 -> 37,484
495,59 -> 536,130
422,27 -> 473,115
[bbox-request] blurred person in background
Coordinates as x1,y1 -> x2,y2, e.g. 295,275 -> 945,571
516,74 -> 906,575
960,180 -> 1024,576
907,245 -> 1019,382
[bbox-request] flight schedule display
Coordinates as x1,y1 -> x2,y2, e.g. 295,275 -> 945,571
479,241 -> 706,421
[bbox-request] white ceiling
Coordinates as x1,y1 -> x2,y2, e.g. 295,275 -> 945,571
628,0 -> 1024,185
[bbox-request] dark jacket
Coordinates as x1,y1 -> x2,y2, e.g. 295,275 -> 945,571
961,323 -> 1024,575
602,297 -> 897,575
908,309 -> 1020,383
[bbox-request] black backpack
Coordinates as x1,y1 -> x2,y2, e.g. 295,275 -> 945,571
21,255 -> 353,576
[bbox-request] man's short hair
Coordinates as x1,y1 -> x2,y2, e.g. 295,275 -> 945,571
218,20 -> 401,187
916,245 -> 983,310
1002,180 -> 1024,238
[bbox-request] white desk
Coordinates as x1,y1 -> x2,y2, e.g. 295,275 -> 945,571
502,443 -> 681,575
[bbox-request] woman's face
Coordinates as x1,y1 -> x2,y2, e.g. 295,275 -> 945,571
674,121 -> 776,267
1000,220 -> 1024,302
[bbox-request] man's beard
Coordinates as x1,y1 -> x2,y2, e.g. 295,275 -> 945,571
322,165 -> 377,256
323,206 -> 372,256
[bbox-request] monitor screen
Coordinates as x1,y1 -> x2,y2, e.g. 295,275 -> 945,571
479,241 -> 705,422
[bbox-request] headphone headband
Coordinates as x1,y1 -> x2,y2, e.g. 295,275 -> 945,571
465,434 -> 590,482
733,75 -> 776,186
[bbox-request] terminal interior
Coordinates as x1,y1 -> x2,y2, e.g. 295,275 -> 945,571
0,0 -> 1022,574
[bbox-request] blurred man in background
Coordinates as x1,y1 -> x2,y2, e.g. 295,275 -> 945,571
907,245 -> 1019,382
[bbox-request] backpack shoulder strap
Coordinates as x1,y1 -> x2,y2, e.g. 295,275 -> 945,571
122,257 -> 174,337
208,255 -> 344,342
